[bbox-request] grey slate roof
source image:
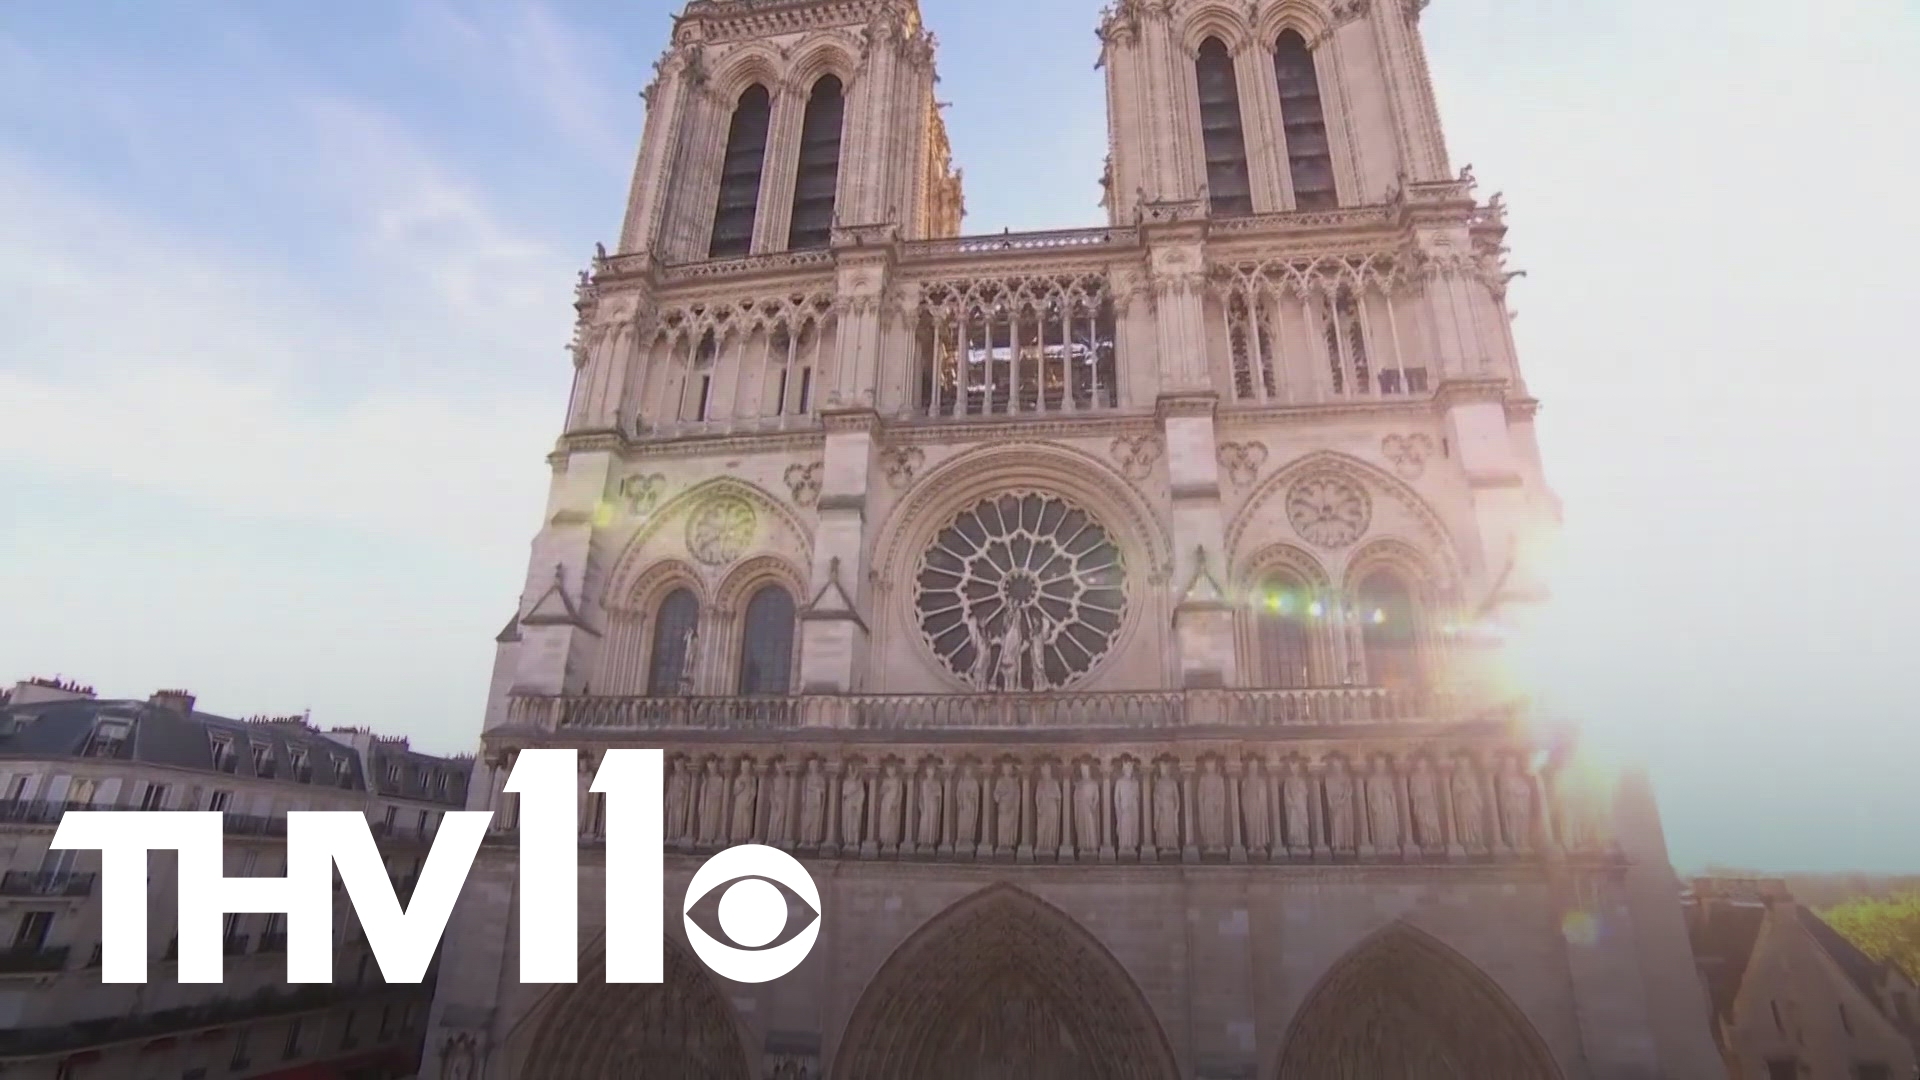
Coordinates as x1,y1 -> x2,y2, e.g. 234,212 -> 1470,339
0,697 -> 370,792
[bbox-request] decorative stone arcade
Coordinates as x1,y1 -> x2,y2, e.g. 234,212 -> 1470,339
419,1 -> 1724,1078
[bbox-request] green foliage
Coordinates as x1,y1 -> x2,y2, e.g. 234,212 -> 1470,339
1822,892 -> 1920,982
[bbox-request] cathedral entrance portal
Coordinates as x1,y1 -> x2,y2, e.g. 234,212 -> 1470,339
1273,924 -> 1565,1079
514,937 -> 752,1080
833,886 -> 1179,1080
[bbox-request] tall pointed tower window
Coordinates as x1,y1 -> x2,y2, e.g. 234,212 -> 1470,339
788,75 -> 845,250
737,585 -> 797,695
1356,570 -> 1421,689
709,84 -> 773,259
1195,39 -> 1253,217
1274,31 -> 1337,210
647,589 -> 701,695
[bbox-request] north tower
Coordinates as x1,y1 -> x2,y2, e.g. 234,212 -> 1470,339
423,1 -> 1723,1077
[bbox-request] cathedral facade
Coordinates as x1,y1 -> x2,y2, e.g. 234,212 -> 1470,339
421,0 -> 1723,1076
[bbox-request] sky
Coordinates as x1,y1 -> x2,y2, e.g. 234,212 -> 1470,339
1,0 -> 1916,875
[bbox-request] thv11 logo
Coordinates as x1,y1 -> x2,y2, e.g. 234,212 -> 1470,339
50,749 -> 822,985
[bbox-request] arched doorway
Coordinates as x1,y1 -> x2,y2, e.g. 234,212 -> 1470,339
835,885 -> 1179,1080
1274,923 -> 1563,1079
516,937 -> 752,1080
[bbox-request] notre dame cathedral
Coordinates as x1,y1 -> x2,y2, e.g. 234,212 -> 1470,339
420,0 -> 1723,1076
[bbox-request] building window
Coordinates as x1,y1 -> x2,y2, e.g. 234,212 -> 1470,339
1317,287 -> 1371,395
1253,574 -> 1317,687
230,1027 -> 253,1070
13,910 -> 54,949
1356,569 -> 1422,689
139,783 -> 170,811
787,75 -> 845,250
647,589 -> 701,696
288,748 -> 311,782
1273,29 -> 1336,209
737,585 -> 797,696
915,278 -> 1120,417
82,719 -> 130,758
251,744 -> 273,779
1194,38 -> 1252,217
709,84 -> 773,258
207,790 -> 231,812
282,1018 -> 303,1060
334,758 -> 353,787
211,737 -> 236,773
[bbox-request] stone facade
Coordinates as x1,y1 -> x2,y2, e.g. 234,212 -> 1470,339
422,0 -> 1724,1076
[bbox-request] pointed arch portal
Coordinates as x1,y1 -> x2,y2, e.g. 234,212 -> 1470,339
835,886 -> 1179,1080
1274,924 -> 1563,1079
518,939 -> 752,1080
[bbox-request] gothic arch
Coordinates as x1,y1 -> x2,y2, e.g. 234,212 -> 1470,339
1342,536 -> 1443,599
707,43 -> 785,104
715,553 -> 809,612
605,475 -> 815,603
1234,542 -> 1336,688
1225,450 -> 1459,587
1273,922 -> 1564,1080
870,440 -> 1172,692
713,554 -> 808,695
1235,540 -> 1333,594
1254,0 -> 1334,51
786,33 -> 861,93
609,557 -> 707,616
1177,3 -> 1257,55
833,885 -> 1180,1080
511,936 -> 753,1080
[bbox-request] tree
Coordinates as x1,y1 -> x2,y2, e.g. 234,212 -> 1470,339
1822,892 -> 1920,982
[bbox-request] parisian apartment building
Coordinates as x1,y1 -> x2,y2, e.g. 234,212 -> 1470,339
0,676 -> 473,1080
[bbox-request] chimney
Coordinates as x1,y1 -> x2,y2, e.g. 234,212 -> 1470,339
149,689 -> 197,715
11,678 -> 97,706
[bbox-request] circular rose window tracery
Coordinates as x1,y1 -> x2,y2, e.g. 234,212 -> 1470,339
914,491 -> 1127,692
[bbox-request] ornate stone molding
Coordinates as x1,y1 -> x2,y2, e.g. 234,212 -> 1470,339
784,462 -> 823,507
1380,434 -> 1434,479
880,445 -> 925,488
1217,441 -> 1269,488
1110,434 -> 1164,481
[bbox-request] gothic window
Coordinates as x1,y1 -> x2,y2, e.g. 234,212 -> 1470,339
1317,287 -> 1370,394
709,84 -> 773,259
787,75 -> 845,251
915,492 -> 1126,691
1356,570 -> 1421,689
1195,38 -> 1253,217
1274,30 -> 1337,210
915,276 -> 1119,418
1225,293 -> 1280,401
1254,574 -> 1316,687
736,585 -> 796,696
647,588 -> 701,696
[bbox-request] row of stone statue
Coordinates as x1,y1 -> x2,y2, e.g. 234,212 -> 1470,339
558,751 -> 1613,862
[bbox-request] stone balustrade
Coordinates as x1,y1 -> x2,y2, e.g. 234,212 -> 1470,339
503,686 -> 1459,736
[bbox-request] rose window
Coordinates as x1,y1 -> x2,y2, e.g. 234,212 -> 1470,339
915,491 -> 1127,691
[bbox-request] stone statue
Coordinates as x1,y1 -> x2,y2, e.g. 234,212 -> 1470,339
877,764 -> 904,846
1283,766 -> 1311,850
679,624 -> 700,692
1500,766 -> 1534,852
995,613 -> 1027,692
1197,759 -> 1227,851
698,759 -> 726,844
729,766 -> 757,843
1324,764 -> 1355,852
800,761 -> 827,846
917,765 -> 944,848
993,763 -> 1021,848
1034,764 -> 1063,851
1241,763 -> 1272,852
955,766 -> 981,846
965,615 -> 994,690
1073,761 -> 1101,851
841,770 -> 867,847
1408,760 -> 1443,849
1152,762 -> 1181,851
1366,765 -> 1400,851
1114,759 -> 1142,852
665,759 -> 692,842
767,767 -> 793,845
1026,612 -> 1059,692
1451,761 -> 1486,851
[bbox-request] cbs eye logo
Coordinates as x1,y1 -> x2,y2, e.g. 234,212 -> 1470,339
681,845 -> 822,982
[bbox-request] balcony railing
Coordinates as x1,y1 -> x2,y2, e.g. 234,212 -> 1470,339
0,944 -> 71,974
507,686 -> 1457,735
0,799 -> 93,825
222,811 -> 288,837
0,982 -> 425,1057
0,871 -> 97,898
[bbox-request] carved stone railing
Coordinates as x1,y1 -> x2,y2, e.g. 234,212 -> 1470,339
902,226 -> 1140,259
505,686 -> 1452,736
1209,205 -> 1397,234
